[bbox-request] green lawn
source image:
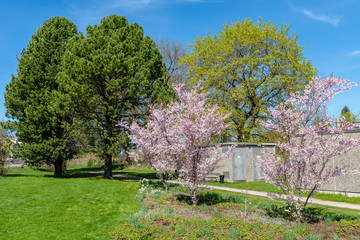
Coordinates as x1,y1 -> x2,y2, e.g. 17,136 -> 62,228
1,166 -> 359,239
0,167 -> 140,240
66,164 -> 158,180
67,162 -> 360,206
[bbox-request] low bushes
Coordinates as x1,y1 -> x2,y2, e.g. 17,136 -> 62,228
113,180 -> 360,239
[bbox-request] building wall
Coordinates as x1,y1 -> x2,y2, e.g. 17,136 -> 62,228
320,131 -> 360,194
211,133 -> 360,193
211,145 -> 234,182
211,143 -> 276,183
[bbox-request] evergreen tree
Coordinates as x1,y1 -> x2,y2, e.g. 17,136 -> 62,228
59,15 -> 172,178
5,17 -> 79,177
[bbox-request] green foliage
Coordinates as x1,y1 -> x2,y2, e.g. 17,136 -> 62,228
175,190 -> 245,205
305,234 -> 322,240
0,122 -> 12,175
59,15 -> 173,178
4,17 -> 79,177
114,216 -> 286,239
0,167 -> 140,240
181,18 -> 316,142
263,204 -> 357,223
282,230 -> 296,240
340,105 -> 359,122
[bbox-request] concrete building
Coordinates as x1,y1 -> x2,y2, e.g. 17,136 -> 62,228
319,128 -> 360,196
208,142 -> 276,182
210,129 -> 360,196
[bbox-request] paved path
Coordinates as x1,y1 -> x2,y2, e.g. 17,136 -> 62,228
167,180 -> 360,211
4,163 -> 23,168
203,184 -> 360,211
69,169 -> 360,211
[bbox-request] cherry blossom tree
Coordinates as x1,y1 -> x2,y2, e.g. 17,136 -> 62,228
124,84 -> 233,204
261,75 -> 360,219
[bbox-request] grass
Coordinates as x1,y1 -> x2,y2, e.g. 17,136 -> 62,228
114,166 -> 157,179
66,160 -> 158,179
68,159 -> 360,205
2,165 -> 360,239
209,180 -> 279,193
209,180 -> 360,205
210,189 -> 360,218
0,167 -> 140,240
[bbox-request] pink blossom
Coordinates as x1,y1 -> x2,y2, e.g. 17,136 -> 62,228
260,75 -> 360,219
122,84 -> 234,204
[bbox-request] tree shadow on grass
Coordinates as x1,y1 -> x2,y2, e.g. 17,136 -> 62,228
114,171 -> 158,179
3,167 -> 158,181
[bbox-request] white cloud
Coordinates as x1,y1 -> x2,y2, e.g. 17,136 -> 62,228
300,8 -> 342,27
347,50 -> 360,56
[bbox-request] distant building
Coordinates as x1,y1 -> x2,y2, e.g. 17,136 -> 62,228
210,129 -> 360,196
207,142 -> 276,182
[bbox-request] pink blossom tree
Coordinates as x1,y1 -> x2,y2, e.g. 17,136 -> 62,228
124,84 -> 233,204
261,75 -> 360,218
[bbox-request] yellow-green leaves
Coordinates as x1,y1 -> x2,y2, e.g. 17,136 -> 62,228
181,18 -> 316,142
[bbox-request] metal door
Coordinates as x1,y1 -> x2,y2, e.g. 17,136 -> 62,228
233,147 -> 246,181
252,147 -> 264,180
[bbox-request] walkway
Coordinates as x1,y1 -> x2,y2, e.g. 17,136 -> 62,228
202,184 -> 360,211
167,180 -> 360,211
68,169 -> 360,211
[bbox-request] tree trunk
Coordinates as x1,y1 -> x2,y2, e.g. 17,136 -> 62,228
125,151 -> 132,165
190,189 -> 197,205
0,160 -> 5,176
103,154 -> 113,179
159,172 -> 168,191
54,159 -> 63,177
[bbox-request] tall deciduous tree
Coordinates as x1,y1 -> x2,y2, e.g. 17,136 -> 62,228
126,84 -> 234,204
156,37 -> 189,85
181,18 -> 316,142
261,75 -> 360,219
4,17 -> 79,177
59,15 -> 172,179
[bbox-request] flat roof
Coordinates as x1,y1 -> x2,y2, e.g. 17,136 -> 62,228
220,142 -> 276,147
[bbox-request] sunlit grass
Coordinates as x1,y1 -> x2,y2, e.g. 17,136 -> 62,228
0,167 -> 140,240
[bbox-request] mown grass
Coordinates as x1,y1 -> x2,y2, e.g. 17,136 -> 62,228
66,163 -> 158,180
0,167 -> 140,240
67,160 -> 360,206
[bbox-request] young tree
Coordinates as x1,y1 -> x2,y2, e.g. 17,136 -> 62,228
260,75 -> 360,219
340,105 -> 359,122
0,122 -> 12,176
126,84 -> 234,204
4,17 -> 79,177
59,15 -> 172,179
181,18 -> 316,142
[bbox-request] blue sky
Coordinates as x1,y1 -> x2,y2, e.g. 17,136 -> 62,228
1,0 -> 360,121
